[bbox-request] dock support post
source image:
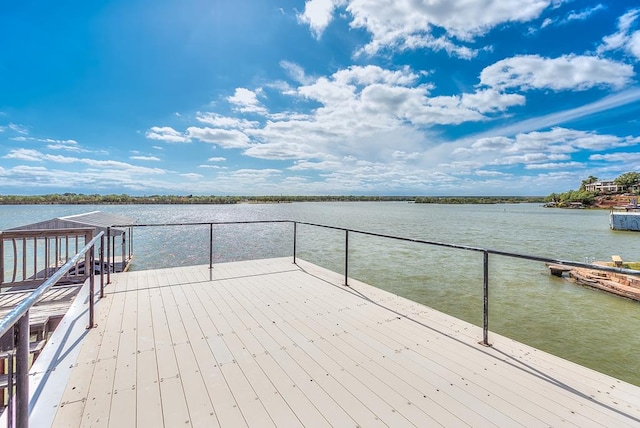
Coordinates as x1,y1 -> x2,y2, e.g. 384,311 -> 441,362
7,351 -> 13,428
293,222 -> 297,265
344,230 -> 349,286
209,223 -> 214,269
15,313 -> 29,428
482,250 -> 491,346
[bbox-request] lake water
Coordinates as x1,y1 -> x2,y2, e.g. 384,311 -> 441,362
1,202 -> 639,386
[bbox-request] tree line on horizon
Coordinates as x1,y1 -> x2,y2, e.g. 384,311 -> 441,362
0,193 -> 545,205
413,196 -> 544,204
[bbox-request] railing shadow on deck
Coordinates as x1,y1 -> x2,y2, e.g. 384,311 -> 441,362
292,259 -> 640,425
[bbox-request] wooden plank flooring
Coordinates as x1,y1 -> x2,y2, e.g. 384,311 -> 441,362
0,285 -> 80,334
42,257 -> 640,427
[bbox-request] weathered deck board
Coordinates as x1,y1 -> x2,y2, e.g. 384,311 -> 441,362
33,257 -> 640,427
0,285 -> 81,332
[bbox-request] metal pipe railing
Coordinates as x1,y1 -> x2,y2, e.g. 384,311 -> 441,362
294,220 -> 640,346
0,231 -> 104,428
293,222 -> 297,264
106,220 -> 640,349
100,235 -> 105,298
108,220 -> 291,278
209,223 -> 214,269
482,251 -> 489,346
344,230 -> 349,286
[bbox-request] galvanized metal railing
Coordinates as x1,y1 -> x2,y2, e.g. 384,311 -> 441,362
107,220 -> 640,349
0,231 -> 104,428
106,220 -> 291,284
292,221 -> 640,346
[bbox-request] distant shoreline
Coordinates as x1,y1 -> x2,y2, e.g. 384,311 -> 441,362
0,194 -> 545,205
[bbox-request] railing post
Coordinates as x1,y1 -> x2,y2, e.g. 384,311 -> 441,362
88,244 -> 96,329
0,234 -> 4,288
7,350 -> 13,428
100,235 -> 105,298
344,230 -> 349,286
209,223 -> 214,269
111,235 -> 116,274
107,227 -> 111,284
15,312 -> 29,428
293,222 -> 297,265
84,231 -> 92,286
44,236 -> 50,279
482,250 -> 491,346
121,234 -> 125,271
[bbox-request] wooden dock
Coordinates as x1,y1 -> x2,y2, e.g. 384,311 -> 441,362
14,258 -> 640,427
546,262 -> 640,302
0,285 -> 81,344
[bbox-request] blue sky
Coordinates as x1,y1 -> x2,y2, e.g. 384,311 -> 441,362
1,1 -> 640,196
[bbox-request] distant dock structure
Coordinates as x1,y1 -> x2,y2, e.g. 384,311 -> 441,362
1,211 -> 134,290
610,198 -> 640,231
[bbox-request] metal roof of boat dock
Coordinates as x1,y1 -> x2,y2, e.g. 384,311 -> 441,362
6,211 -> 133,236
17,257 -> 640,427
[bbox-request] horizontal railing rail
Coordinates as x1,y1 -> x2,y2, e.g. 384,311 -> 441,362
106,220 -> 640,347
291,221 -> 640,346
107,220 -> 291,284
0,231 -> 104,428
293,220 -> 640,274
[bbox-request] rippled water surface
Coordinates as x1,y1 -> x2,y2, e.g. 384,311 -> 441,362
1,202 -> 639,385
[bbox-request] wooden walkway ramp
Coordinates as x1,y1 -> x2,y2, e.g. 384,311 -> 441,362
24,258 -> 640,427
0,285 -> 80,343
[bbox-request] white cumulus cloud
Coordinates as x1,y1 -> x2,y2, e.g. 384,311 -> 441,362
343,0 -> 551,57
598,9 -> 640,60
297,0 -> 340,38
186,127 -> 252,149
480,54 -> 634,91
145,126 -> 191,143
228,88 -> 268,115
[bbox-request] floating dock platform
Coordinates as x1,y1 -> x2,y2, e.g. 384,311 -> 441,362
610,210 -> 640,231
11,257 -> 640,427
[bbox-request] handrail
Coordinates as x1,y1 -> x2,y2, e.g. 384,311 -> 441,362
291,221 -> 640,345
293,220 -> 640,276
108,219 -> 640,276
107,220 -> 291,283
0,231 -> 104,428
105,219 -> 640,346
111,220 -> 291,228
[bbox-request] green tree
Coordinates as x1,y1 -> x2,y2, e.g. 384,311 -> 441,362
614,172 -> 640,190
580,175 -> 598,191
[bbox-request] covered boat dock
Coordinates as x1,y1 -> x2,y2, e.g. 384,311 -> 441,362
1,211 -> 134,291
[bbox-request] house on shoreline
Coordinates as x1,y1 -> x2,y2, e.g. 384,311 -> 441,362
585,180 -> 625,193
